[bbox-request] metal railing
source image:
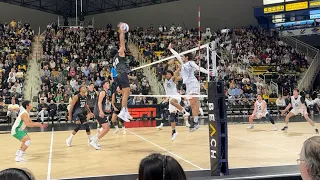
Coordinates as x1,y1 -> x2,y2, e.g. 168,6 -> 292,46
270,80 -> 279,95
280,36 -> 319,90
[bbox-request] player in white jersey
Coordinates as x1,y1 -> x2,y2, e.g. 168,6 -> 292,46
281,88 -> 318,134
168,43 -> 211,132
247,94 -> 277,131
11,100 -> 48,162
156,70 -> 190,140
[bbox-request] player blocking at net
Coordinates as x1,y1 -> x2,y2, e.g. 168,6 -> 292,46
110,22 -> 132,122
11,100 -> 48,162
156,69 -> 190,140
168,43 -> 211,132
247,94 -> 277,131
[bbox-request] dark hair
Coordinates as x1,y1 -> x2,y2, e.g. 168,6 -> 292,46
110,48 -> 118,57
166,70 -> 174,76
22,101 -> 31,109
138,153 -> 186,180
184,52 -> 194,61
293,88 -> 299,93
101,80 -> 109,87
0,168 -> 35,180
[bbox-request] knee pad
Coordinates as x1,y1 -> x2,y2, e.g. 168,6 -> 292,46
74,124 -> 81,132
169,113 -> 176,122
84,123 -> 90,132
25,140 -> 31,147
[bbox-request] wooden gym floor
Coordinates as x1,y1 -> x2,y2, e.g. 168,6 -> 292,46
0,122 -> 314,180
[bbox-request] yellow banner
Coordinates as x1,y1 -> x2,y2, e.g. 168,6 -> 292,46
310,0 -> 320,8
285,1 -> 308,11
264,5 -> 285,14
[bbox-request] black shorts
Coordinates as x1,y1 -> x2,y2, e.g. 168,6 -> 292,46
72,113 -> 87,124
89,107 -> 94,113
115,72 -> 130,89
95,113 -> 108,126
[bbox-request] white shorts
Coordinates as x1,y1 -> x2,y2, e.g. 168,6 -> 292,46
168,97 -> 181,113
290,108 -> 307,116
253,112 -> 267,119
185,80 -> 200,99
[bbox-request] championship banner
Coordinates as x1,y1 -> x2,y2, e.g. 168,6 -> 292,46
128,104 -> 161,119
208,81 -> 221,176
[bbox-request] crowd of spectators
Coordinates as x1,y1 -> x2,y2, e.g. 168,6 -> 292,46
0,19 -> 33,124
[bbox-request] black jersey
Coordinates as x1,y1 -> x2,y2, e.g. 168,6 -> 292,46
93,90 -> 108,115
73,94 -> 87,115
87,90 -> 97,107
113,53 -> 129,74
114,92 -> 122,109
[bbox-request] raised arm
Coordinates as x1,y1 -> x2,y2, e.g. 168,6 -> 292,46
118,23 -> 126,57
189,61 -> 209,74
168,43 -> 183,64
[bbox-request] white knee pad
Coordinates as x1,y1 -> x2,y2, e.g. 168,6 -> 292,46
25,140 -> 31,147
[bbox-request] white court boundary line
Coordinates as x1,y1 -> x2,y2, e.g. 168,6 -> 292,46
47,127 -> 54,180
229,135 -> 299,154
127,129 -> 204,170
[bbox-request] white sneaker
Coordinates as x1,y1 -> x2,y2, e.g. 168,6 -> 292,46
15,156 -> 28,162
66,139 -> 72,147
172,132 -> 178,141
185,123 -> 191,127
15,151 -> 26,156
183,112 -> 190,118
88,139 -> 100,147
247,125 -> 254,129
156,123 -> 163,130
114,128 -> 119,134
273,126 -> 278,131
89,140 -> 101,150
118,109 -> 129,122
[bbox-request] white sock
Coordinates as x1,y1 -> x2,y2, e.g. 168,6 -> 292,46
18,150 -> 24,157
122,126 -> 126,130
194,116 -> 199,123
87,135 -> 91,141
115,125 -> 119,129
69,134 -> 74,140
160,123 -> 163,126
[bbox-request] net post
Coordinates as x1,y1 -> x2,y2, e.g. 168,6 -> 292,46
208,80 -> 229,176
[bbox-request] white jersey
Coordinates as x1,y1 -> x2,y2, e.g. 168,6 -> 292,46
291,95 -> 304,109
255,100 -> 268,114
11,109 -> 28,135
181,61 -> 197,84
164,78 -> 179,96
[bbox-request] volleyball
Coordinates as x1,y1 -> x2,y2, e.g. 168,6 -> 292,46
121,23 -> 129,33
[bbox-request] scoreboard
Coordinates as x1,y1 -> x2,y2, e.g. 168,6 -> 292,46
263,0 -> 320,14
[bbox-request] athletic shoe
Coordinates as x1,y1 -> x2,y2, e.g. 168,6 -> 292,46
88,139 -> 100,147
118,109 -> 129,122
114,128 -> 119,134
66,139 -> 72,147
281,126 -> 288,131
247,125 -> 254,129
15,156 -> 28,162
89,140 -> 101,150
172,132 -> 178,141
156,123 -> 163,130
183,112 -> 190,118
15,150 -> 26,156
185,123 -> 191,127
273,126 -> 278,131
189,124 -> 200,132
316,128 -> 319,134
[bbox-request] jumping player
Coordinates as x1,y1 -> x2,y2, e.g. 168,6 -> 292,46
156,70 -> 190,140
11,100 -> 47,162
247,94 -> 277,131
168,43 -> 210,132
111,22 -> 132,122
281,88 -> 319,133
90,80 -> 111,149
66,86 -> 93,147
111,86 -> 126,135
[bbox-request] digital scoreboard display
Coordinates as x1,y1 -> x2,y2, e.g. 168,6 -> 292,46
285,1 -> 308,11
264,5 -> 285,13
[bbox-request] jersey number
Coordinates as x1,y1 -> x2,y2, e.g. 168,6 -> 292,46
113,58 -> 119,67
91,95 -> 95,99
117,98 -> 121,103
80,101 -> 86,108
258,106 -> 261,110
295,103 -> 298,107
167,83 -> 171,88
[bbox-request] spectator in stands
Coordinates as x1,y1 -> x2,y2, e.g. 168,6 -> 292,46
7,97 -> 20,125
299,136 -> 320,180
58,99 -> 67,120
138,153 -> 186,180
269,90 -> 277,98
0,168 -> 35,180
37,98 -> 48,123
48,100 -> 57,121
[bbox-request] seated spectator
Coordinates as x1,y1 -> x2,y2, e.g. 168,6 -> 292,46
269,90 -> 277,98
138,153 -> 186,180
58,99 -> 68,120
7,97 -> 20,125
276,94 -> 286,114
48,100 -> 57,121
37,98 -> 48,123
0,168 -> 35,180
299,136 -> 320,180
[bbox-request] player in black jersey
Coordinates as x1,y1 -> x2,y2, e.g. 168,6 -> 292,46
111,86 -> 126,134
89,80 -> 111,150
66,86 -> 93,147
110,22 -> 132,122
87,83 -> 98,114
